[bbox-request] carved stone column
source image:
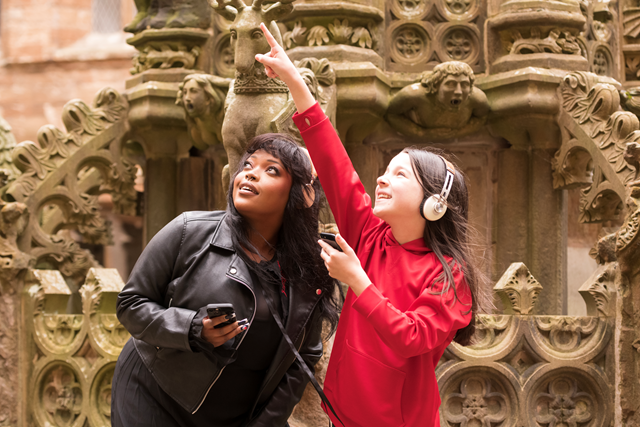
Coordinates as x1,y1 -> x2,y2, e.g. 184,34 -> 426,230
0,202 -> 33,427
479,69 -> 568,315
125,18 -> 215,243
126,69 -> 202,243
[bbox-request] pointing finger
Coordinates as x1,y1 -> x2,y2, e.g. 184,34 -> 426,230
260,23 -> 279,48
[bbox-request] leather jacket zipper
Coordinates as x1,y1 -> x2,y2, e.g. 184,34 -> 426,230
191,272 -> 257,414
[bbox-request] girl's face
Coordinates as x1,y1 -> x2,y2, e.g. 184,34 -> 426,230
373,152 -> 424,224
233,149 -> 292,221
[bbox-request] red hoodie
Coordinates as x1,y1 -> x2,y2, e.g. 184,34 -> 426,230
293,103 -> 473,427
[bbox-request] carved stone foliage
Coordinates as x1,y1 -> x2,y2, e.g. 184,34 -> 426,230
555,71 -> 634,224
283,19 -> 374,50
385,0 -> 484,72
579,260 -> 616,317
28,268 -> 128,427
126,28 -> 210,75
507,28 -> 581,55
3,88 -> 135,280
487,0 -> 588,73
494,262 -> 542,315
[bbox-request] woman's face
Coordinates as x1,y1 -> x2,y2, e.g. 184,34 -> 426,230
373,152 -> 424,223
233,149 -> 292,221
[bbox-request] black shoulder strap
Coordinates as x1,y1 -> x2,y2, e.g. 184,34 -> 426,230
258,284 -> 345,427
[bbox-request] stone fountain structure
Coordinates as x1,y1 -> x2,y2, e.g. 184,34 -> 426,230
1,0 -> 640,425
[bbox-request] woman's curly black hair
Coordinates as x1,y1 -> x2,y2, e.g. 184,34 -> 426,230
226,133 -> 342,337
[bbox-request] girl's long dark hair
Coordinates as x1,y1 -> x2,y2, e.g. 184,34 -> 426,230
226,133 -> 341,337
403,147 -> 490,346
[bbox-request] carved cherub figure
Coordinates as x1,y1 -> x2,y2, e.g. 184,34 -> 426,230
385,61 -> 490,139
176,74 -> 231,150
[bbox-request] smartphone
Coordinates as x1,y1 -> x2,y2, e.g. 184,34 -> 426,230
207,303 -> 236,329
320,232 -> 342,252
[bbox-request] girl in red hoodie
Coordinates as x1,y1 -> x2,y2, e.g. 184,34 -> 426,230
256,24 -> 487,427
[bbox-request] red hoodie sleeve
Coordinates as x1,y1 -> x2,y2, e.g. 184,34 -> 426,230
351,269 -> 472,358
293,102 -> 382,250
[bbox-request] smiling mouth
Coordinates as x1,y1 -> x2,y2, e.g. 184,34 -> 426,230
239,185 -> 258,194
377,194 -> 391,200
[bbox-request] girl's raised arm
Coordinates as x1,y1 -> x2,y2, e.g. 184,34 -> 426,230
255,24 -> 382,250
255,23 -> 315,114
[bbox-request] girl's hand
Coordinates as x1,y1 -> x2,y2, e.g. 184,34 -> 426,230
202,315 -> 246,347
318,234 -> 371,297
255,23 -> 298,83
255,23 -> 316,113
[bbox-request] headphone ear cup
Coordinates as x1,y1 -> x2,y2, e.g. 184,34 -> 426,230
303,184 -> 315,209
423,195 -> 447,221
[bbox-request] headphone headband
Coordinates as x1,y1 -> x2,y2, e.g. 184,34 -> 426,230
440,158 -> 455,202
420,156 -> 456,221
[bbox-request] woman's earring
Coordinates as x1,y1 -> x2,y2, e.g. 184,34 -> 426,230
303,180 -> 315,208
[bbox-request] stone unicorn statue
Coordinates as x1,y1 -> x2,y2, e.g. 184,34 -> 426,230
208,0 -> 336,187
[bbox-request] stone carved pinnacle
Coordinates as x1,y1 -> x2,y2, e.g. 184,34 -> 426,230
494,262 -> 543,315
80,268 -> 125,315
27,269 -> 71,314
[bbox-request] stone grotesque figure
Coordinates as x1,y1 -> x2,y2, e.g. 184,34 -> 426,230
176,74 -> 231,150
125,0 -> 211,33
386,61 -> 490,139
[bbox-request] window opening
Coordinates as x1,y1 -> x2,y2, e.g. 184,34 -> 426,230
92,0 -> 122,34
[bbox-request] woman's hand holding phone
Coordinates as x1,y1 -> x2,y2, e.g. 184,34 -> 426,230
202,309 -> 247,348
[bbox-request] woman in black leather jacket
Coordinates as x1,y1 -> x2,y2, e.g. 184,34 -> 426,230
111,134 -> 341,427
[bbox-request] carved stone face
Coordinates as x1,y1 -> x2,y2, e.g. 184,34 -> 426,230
183,79 -> 210,118
436,74 -> 471,108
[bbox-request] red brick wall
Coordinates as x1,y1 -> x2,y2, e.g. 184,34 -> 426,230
0,0 -> 134,142
0,59 -> 132,143
1,0 -> 92,63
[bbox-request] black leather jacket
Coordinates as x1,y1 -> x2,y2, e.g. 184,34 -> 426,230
116,211 -> 324,425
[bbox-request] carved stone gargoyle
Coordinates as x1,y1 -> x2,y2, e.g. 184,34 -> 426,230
176,74 -> 232,150
385,61 -> 490,140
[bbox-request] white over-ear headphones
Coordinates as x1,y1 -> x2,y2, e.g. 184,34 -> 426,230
420,157 -> 456,221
